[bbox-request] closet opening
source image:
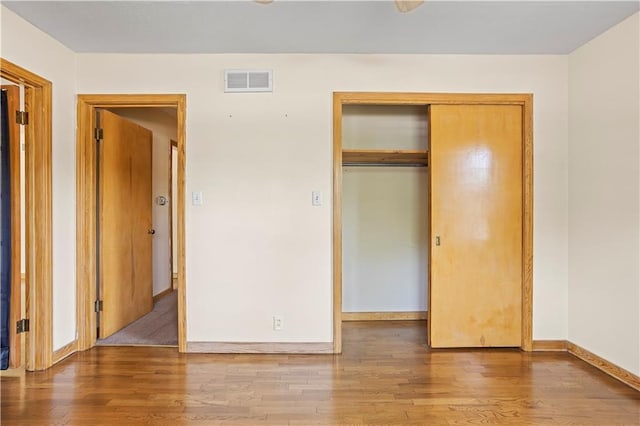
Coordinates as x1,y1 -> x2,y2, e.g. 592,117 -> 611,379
340,105 -> 429,332
333,92 -> 533,354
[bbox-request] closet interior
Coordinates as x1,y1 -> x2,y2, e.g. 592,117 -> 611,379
341,105 -> 429,320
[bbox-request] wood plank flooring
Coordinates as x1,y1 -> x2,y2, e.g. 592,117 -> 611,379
2,321 -> 639,425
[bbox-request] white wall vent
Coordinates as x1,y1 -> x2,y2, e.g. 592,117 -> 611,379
224,70 -> 273,93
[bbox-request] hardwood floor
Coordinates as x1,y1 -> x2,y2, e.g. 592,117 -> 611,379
2,321 -> 639,425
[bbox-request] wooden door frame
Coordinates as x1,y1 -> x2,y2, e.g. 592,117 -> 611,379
170,140 -> 178,290
0,58 -> 53,370
76,94 -> 187,352
332,92 -> 533,353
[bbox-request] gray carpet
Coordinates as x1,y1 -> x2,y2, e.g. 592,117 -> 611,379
97,291 -> 178,346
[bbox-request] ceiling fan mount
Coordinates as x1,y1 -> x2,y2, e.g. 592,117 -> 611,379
254,0 -> 425,14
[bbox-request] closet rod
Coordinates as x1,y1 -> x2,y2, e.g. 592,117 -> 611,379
342,163 -> 427,168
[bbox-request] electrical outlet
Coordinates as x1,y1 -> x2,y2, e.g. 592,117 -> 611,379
273,315 -> 284,331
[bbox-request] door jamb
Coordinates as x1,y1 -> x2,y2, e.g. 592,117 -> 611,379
76,94 -> 187,352
0,58 -> 53,370
170,140 -> 178,290
332,92 -> 533,353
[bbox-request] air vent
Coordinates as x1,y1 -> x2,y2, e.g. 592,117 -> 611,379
225,70 -> 273,93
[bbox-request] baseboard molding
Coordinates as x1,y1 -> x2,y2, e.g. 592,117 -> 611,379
567,342 -> 640,392
187,342 -> 334,354
153,287 -> 174,303
532,339 -> 639,391
532,340 -> 568,351
342,311 -> 427,321
52,340 -> 78,365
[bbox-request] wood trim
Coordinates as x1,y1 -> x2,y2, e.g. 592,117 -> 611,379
568,342 -> 640,392
187,342 -> 334,354
531,339 -> 639,391
1,58 -> 53,371
342,149 -> 428,166
332,92 -> 533,353
532,340 -> 568,351
76,94 -> 187,354
426,105 -> 432,348
335,92 -> 533,106
75,98 -> 97,351
168,139 -> 172,291
152,287 -> 173,303
52,340 -> 77,364
176,95 -> 187,353
521,94 -> 534,352
3,84 -> 22,369
72,94 -> 181,107
342,311 -> 427,321
332,94 -> 343,354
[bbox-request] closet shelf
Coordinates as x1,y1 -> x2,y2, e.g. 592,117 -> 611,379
342,149 -> 429,166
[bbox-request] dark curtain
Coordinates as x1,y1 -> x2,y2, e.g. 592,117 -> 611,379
0,90 -> 11,370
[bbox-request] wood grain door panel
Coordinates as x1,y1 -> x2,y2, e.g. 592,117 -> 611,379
430,104 -> 522,348
98,109 -> 153,339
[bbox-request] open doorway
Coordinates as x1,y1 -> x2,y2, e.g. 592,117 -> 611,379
94,107 -> 178,347
76,94 -> 186,353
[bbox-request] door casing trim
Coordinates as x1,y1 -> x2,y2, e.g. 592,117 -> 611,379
332,92 -> 533,353
76,94 -> 187,352
0,58 -> 53,371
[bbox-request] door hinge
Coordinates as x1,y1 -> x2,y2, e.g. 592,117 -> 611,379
16,111 -> 28,125
16,318 -> 29,334
94,128 -> 103,142
94,300 -> 103,312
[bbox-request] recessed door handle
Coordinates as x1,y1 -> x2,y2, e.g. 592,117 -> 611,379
435,236 -> 441,246
148,229 -> 156,235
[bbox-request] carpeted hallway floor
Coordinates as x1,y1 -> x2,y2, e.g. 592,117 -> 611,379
97,291 -> 178,346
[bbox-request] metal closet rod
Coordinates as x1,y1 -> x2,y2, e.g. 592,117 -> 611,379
342,163 -> 428,168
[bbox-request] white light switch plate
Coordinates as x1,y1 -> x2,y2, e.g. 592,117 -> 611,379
192,191 -> 203,205
312,190 -> 322,206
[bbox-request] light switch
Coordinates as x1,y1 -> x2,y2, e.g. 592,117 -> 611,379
192,191 -> 203,206
312,190 -> 322,206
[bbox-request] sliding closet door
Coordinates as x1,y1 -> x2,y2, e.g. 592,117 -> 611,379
430,104 -> 522,348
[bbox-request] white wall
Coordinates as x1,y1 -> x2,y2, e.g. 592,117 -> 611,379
76,53 -> 569,343
108,108 -> 176,297
342,105 -> 428,150
0,6 -> 77,350
343,167 -> 428,312
568,13 -> 640,375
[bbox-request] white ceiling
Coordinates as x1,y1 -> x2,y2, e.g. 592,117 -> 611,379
3,1 -> 639,54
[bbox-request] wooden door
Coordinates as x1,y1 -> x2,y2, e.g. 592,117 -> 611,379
2,85 -> 22,367
430,104 -> 522,348
98,109 -> 153,338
